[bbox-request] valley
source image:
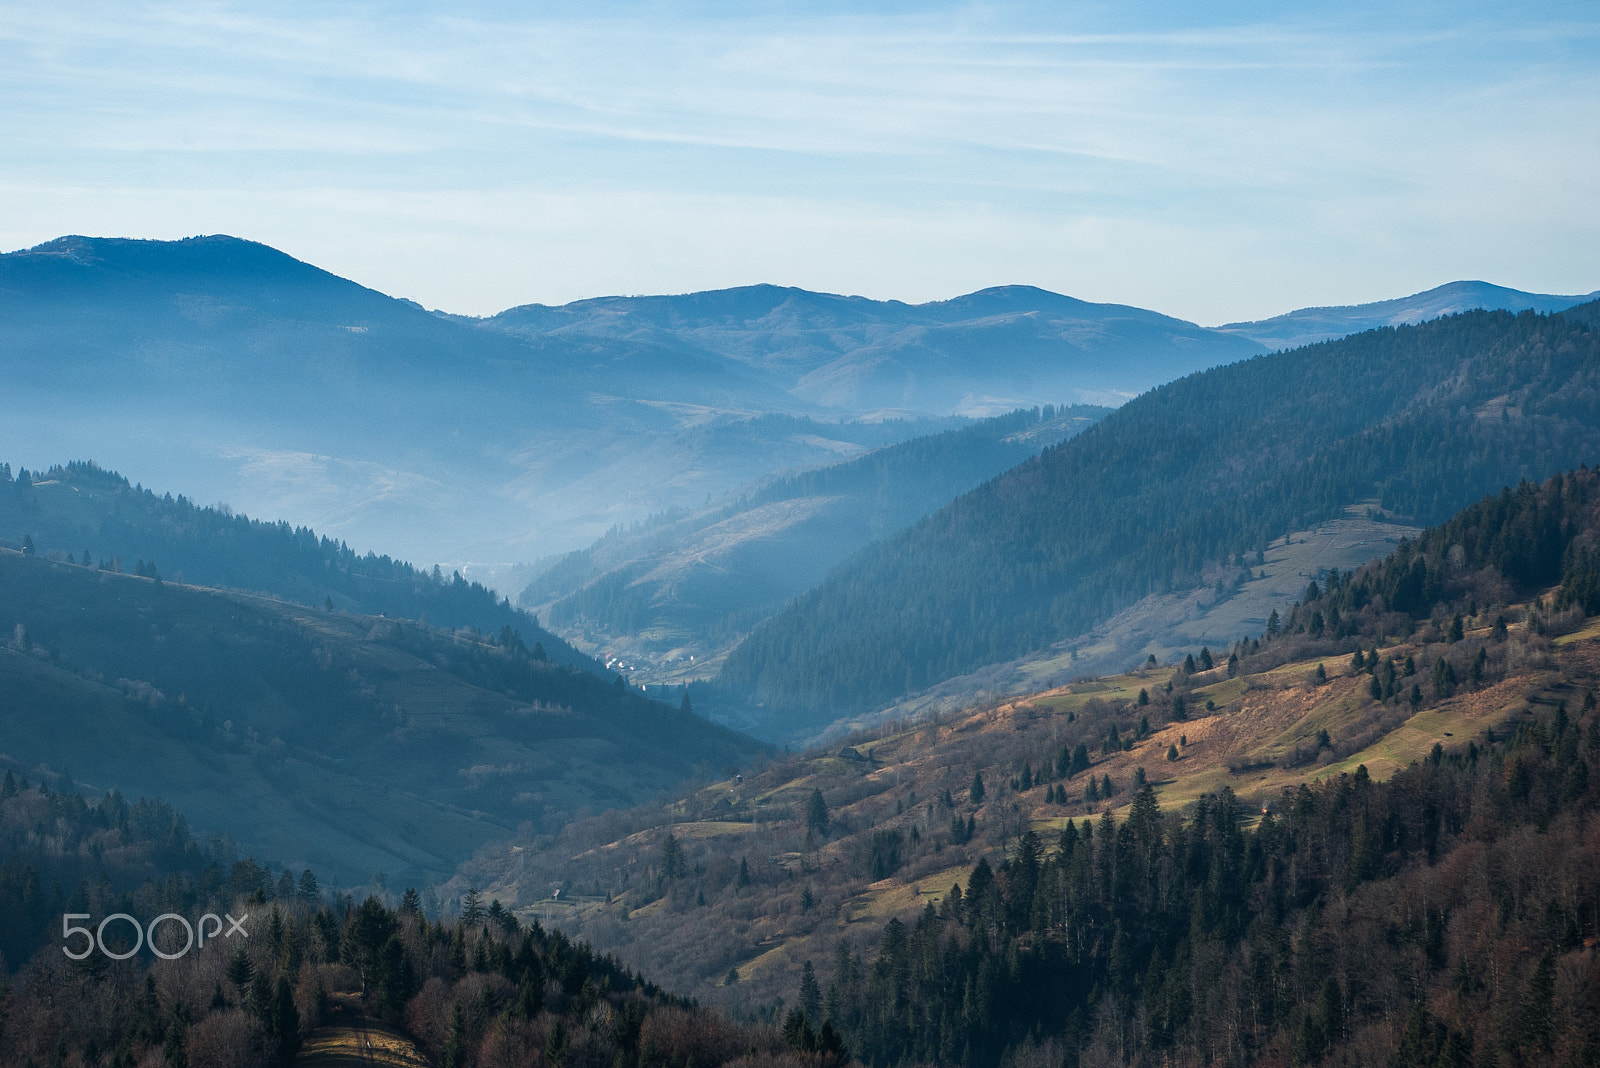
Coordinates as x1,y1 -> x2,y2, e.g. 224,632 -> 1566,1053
0,544 -> 758,886
5,4 -> 1596,1065
450,605 -> 1558,1010
523,405 -> 1108,686
429,466 -> 1600,1065
1,241 -> 1596,1068
717,302 -> 1600,735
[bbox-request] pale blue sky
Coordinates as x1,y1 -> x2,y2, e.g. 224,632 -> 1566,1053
2,1 -> 1596,322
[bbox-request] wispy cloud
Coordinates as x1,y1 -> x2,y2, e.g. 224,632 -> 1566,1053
1,1 -> 1596,321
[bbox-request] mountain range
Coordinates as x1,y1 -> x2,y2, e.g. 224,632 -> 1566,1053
0,539 -> 757,886
4,232 -> 1596,739
0,236 -> 1254,568
519,404 -> 1107,681
717,301 -> 1600,735
5,234 -> 1591,579
6,231 -> 1600,1068
1218,279 -> 1600,350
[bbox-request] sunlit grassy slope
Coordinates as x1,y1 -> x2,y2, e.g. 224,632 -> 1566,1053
454,595 -> 1577,1013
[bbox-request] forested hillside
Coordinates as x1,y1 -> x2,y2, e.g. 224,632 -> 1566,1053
469,468 -> 1600,1038
721,304 -> 1600,729
0,545 -> 758,884
525,405 -> 1105,678
820,716 -> 1599,1068
0,460 -> 600,673
1217,279 -> 1599,350
0,779 -> 811,1068
0,774 -> 229,974
803,467 -> 1600,1068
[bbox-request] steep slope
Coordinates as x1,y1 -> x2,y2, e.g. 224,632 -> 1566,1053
523,405 -> 1107,680
0,789 -> 789,1068
0,460 -> 600,673
0,546 -> 760,885
453,469 -> 1600,1052
790,466 -> 1600,1068
1218,278 -> 1599,350
719,304 -> 1600,732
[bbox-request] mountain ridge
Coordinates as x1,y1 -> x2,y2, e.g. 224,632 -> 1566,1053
1218,278 -> 1600,350
521,404 -> 1109,685
0,458 -> 605,674
717,303 -> 1600,734
0,541 -> 760,885
0,234 -> 1257,564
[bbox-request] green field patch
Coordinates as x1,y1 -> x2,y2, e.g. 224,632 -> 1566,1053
1554,620 -> 1600,646
1313,692 -> 1536,781
627,898 -> 667,920
673,820 -> 758,838
1192,676 -> 1246,707
1261,687 -> 1369,757
1028,674 -> 1161,714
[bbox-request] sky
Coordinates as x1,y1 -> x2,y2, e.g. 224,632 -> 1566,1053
1,0 -> 1597,324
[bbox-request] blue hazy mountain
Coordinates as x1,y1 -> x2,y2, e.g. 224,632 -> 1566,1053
484,282 -> 1265,413
0,540 -> 758,884
718,302 -> 1600,734
1218,280 -> 1600,350
0,236 -> 1263,569
521,404 -> 1108,680
0,459 -> 604,674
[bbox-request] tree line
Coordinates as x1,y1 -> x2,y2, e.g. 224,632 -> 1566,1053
0,460 -> 598,672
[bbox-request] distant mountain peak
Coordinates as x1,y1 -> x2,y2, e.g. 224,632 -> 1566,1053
21,235 -> 100,261
22,232 -> 265,257
1219,279 -> 1600,350
6,234 -> 346,291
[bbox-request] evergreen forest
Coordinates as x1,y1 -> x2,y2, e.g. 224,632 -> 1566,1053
721,304 -> 1600,725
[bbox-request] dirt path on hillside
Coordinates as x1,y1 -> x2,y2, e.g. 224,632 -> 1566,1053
297,992 -> 432,1067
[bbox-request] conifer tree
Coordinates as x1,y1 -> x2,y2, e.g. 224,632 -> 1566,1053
806,789 -> 830,836
800,959 -> 822,1024
226,947 -> 254,1001
460,887 -> 483,926
272,975 -> 300,1062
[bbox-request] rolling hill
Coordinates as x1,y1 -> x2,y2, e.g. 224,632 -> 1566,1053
521,404 -> 1108,682
0,544 -> 760,886
717,303 -> 1600,733
1218,279 -> 1600,350
0,460 -> 602,672
447,468 -> 1600,1068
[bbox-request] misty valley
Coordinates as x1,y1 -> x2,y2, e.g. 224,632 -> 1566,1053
4,236 -> 1600,1068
